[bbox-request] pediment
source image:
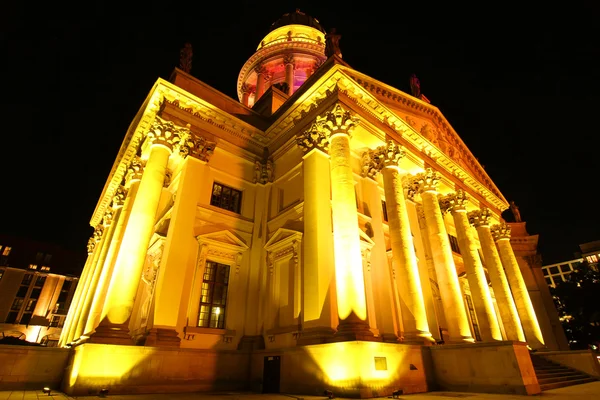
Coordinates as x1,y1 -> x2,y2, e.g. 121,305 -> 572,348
265,228 -> 303,252
197,230 -> 249,251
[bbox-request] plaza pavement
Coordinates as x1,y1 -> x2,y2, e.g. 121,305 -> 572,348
2,382 -> 600,400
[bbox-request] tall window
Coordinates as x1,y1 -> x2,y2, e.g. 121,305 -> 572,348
210,183 -> 242,213
198,261 -> 230,329
465,294 -> 482,341
21,274 -> 33,286
448,234 -> 461,254
381,200 -> 388,222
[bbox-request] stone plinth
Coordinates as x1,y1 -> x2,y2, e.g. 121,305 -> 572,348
0,345 -> 71,391
428,341 -> 540,395
62,343 -> 250,396
250,341 -> 430,398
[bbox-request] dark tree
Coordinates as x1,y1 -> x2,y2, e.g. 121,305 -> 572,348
551,261 -> 600,350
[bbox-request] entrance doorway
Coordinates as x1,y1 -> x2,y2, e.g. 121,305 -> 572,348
262,355 -> 281,393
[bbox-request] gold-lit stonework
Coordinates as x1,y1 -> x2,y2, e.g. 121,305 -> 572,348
57,11 -> 566,398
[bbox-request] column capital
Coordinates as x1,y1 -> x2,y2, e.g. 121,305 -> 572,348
86,237 -> 96,255
255,62 -> 267,75
127,156 -> 144,181
468,207 -> 492,227
112,185 -> 127,209
405,168 -> 440,199
319,103 -> 359,138
180,135 -> 216,162
102,208 -> 114,227
491,223 -> 511,241
147,117 -> 191,151
361,140 -> 405,179
296,122 -> 330,153
439,189 -> 469,213
283,53 -> 295,66
241,83 -> 254,94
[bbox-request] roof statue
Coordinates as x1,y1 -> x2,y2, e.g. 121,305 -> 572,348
409,73 -> 431,103
325,28 -> 342,58
179,42 -> 193,74
510,200 -> 522,222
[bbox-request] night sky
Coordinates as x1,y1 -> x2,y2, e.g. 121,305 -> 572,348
1,2 -> 599,265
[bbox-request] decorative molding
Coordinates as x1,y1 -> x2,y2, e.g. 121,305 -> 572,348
361,140 -> 405,179
112,185 -> 127,208
468,208 -> 492,228
491,223 -> 511,241
147,116 -> 191,151
127,156 -> 144,182
406,167 -> 440,195
181,134 -> 216,162
253,159 -> 274,184
197,230 -> 250,271
296,122 -> 330,153
439,189 -> 468,213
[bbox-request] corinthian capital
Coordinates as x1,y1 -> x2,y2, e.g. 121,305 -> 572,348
87,237 -> 96,255
468,207 -> 491,227
255,62 -> 267,75
283,53 -> 295,66
439,189 -> 469,213
112,185 -> 127,209
102,209 -> 114,227
180,135 -> 216,162
406,168 -> 440,196
146,117 -> 191,151
296,122 -> 330,153
127,156 -> 144,181
491,223 -> 511,241
318,103 -> 359,137
362,140 -> 405,179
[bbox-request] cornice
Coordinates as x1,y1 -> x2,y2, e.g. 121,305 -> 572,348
343,68 -> 506,206
90,78 -> 269,227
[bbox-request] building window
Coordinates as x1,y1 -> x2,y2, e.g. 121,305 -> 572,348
40,266 -> 50,271
465,294 -> 482,341
24,299 -> 37,312
381,200 -> 388,222
1,246 -> 11,256
448,234 -> 461,254
21,274 -> 33,285
16,286 -> 28,298
20,313 -> 32,325
549,266 -> 560,275
198,261 -> 230,329
29,264 -> 37,270
545,277 -> 552,286
35,276 -> 46,287
5,311 -> 18,324
62,280 -> 72,291
210,182 -> 242,214
49,316 -> 61,327
11,298 -> 24,311
542,268 -> 549,276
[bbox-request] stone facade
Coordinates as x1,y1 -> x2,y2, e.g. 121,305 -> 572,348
57,11 -> 568,398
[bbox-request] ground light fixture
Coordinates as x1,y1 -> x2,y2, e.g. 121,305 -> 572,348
42,387 -> 51,395
324,389 -> 334,399
100,388 -> 110,397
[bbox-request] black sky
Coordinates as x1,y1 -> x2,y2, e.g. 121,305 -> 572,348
1,1 -> 599,265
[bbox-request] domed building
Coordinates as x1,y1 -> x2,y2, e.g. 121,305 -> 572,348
56,9 -> 577,399
237,9 -> 327,107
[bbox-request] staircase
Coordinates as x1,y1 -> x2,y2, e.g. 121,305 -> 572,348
531,353 -> 598,390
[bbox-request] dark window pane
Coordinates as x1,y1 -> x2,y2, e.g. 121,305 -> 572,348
30,288 -> 41,299
35,276 -> 46,287
549,266 -> 559,275
21,274 -> 32,285
62,280 -> 72,291
16,286 -> 28,298
210,183 -> 242,213
5,311 -> 18,324
20,313 -> 32,325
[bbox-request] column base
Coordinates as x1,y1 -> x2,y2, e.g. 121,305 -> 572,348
402,332 -> 436,345
334,313 -> 379,342
297,327 -> 336,345
87,322 -> 135,345
381,333 -> 401,343
145,328 -> 181,348
447,335 -> 476,344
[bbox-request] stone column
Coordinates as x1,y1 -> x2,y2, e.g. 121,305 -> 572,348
64,226 -> 105,344
241,84 -> 251,107
320,103 -> 372,340
408,169 -> 474,343
362,141 -> 432,343
492,223 -> 545,349
470,209 -> 525,342
255,63 -> 266,100
296,124 -> 337,343
284,54 -> 295,95
147,135 -> 214,347
84,181 -> 138,336
91,117 -> 190,344
72,205 -> 121,340
59,234 -> 99,346
440,190 -> 502,342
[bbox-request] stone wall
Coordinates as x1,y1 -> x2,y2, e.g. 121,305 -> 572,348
62,343 -> 251,396
0,345 -> 70,390
429,341 -> 540,395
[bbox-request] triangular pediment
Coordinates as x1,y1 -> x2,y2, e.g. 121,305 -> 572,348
197,230 -> 249,250
265,228 -> 303,251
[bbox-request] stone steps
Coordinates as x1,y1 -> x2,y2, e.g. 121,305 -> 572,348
530,354 -> 599,391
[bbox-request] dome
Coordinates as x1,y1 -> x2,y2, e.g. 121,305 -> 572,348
270,9 -> 325,33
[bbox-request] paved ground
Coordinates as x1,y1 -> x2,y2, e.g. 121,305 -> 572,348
2,382 -> 600,400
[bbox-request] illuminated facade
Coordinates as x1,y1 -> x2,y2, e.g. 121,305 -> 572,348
0,238 -> 80,346
59,10 -> 572,397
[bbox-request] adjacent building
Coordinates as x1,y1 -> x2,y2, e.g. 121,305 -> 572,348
0,236 -> 81,346
59,10 -> 572,397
